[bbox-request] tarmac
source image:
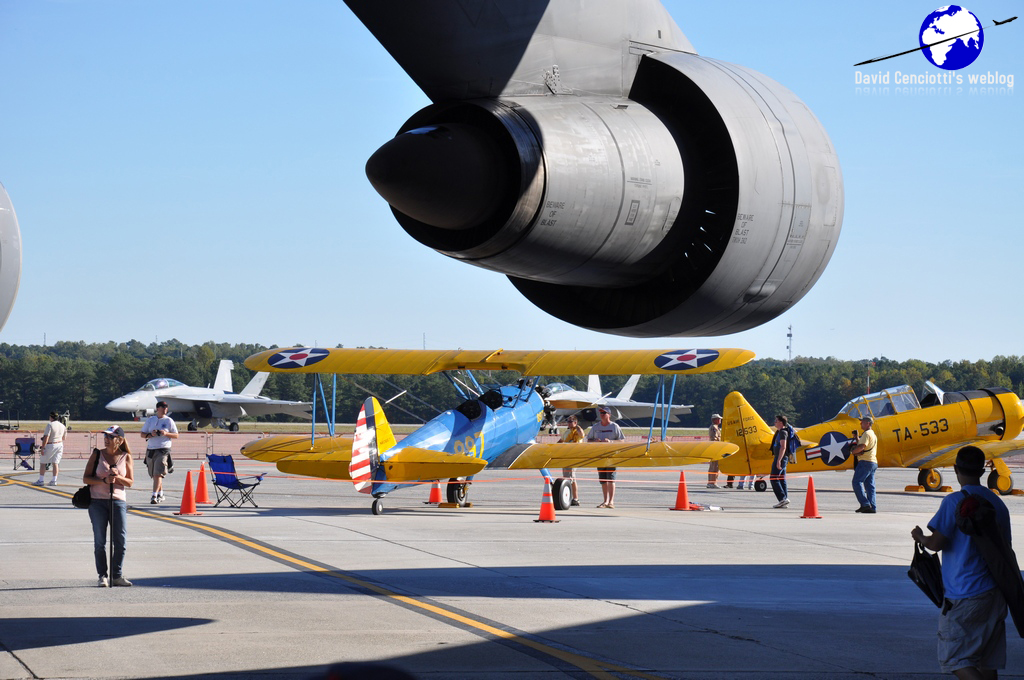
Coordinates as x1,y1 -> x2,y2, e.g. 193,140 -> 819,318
3,457 -> 1024,679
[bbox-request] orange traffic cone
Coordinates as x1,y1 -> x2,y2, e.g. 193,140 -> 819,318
534,476 -> 559,523
194,463 -> 213,505
670,470 -> 692,511
801,476 -> 822,519
424,480 -> 442,505
174,470 -> 203,516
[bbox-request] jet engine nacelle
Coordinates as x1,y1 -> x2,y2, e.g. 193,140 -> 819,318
0,182 -> 22,334
367,53 -> 843,336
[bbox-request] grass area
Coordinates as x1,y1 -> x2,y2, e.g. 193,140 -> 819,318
16,420 -> 705,438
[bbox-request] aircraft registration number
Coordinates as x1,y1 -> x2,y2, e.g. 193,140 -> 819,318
891,418 -> 949,442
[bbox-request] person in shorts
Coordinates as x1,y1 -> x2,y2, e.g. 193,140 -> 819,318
588,408 -> 624,508
35,411 -> 67,486
912,446 -> 1011,677
559,414 -> 585,506
141,401 -> 178,504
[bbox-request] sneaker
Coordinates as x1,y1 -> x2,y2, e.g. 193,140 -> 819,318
112,576 -> 132,587
706,483 -> 719,489
97,575 -> 108,587
570,499 -> 580,507
33,479 -> 45,486
151,497 -> 159,504
862,507 -> 877,514
48,479 -> 58,486
724,483 -> 734,489
773,499 -> 790,508
158,493 -> 165,501
737,484 -> 746,490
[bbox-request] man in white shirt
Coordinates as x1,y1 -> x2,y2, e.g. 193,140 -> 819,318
141,401 -> 178,504
35,411 -> 67,486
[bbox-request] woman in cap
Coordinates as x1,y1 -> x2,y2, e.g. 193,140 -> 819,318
83,426 -> 134,586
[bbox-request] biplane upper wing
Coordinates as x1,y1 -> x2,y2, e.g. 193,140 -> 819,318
244,347 -> 754,376
901,436 -> 1024,471
507,440 -> 738,469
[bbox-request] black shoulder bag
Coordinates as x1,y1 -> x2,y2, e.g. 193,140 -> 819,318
908,541 -> 944,608
72,449 -> 101,509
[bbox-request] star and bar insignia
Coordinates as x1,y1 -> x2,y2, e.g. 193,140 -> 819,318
653,349 -> 720,371
804,431 -> 853,467
267,347 -> 330,370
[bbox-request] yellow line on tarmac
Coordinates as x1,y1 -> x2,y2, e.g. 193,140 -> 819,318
3,473 -> 665,680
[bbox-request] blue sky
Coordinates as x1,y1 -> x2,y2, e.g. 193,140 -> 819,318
1,1 -> 1020,363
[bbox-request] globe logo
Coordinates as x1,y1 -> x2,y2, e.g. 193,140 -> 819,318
920,5 -> 984,70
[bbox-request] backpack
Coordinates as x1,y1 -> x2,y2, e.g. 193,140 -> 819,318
785,425 -> 799,455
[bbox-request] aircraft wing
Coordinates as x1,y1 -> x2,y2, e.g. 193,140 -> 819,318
507,440 -> 737,469
903,437 -> 1024,470
218,395 -> 312,418
245,347 -> 754,376
240,434 -> 354,479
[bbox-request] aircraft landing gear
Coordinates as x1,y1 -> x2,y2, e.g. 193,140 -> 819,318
754,479 -> 767,492
371,498 -> 384,515
446,478 -> 469,506
187,420 -> 198,431
552,478 -> 572,510
229,422 -> 239,432
918,468 -> 943,492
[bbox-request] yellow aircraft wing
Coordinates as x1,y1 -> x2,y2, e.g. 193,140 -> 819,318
901,437 -> 1024,470
240,434 -> 354,479
244,347 -> 754,376
380,448 -> 488,481
507,440 -> 738,469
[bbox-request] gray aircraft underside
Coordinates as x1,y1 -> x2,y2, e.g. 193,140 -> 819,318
0,183 -> 21,334
349,0 -> 843,336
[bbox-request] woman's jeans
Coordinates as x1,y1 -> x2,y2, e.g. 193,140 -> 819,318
88,498 -> 127,578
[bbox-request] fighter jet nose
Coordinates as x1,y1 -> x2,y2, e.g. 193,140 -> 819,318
106,397 -> 134,411
366,124 -> 508,231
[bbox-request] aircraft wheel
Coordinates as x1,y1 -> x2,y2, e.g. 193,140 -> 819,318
754,479 -> 767,492
552,478 -> 572,511
371,499 -> 384,515
447,478 -> 468,505
187,421 -> 198,432
229,422 -> 239,432
919,469 -> 943,492
988,470 -> 1014,496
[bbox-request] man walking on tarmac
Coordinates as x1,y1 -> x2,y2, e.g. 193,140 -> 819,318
850,416 -> 878,513
141,401 -> 178,504
912,446 -> 1013,679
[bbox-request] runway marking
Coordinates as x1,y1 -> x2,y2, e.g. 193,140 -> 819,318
3,473 -> 665,680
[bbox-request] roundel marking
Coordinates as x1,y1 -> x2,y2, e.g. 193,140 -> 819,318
267,347 -> 330,370
653,349 -> 720,371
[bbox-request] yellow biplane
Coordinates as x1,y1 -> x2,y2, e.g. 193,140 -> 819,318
240,347 -> 753,513
719,382 -> 1024,493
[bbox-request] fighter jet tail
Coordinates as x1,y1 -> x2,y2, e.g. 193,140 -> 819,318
240,372 -> 269,396
349,397 -> 398,494
212,360 -> 234,392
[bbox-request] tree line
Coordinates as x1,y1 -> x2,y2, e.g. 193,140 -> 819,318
1,340 -> 1022,427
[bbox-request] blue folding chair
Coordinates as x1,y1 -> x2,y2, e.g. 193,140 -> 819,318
206,454 -> 265,508
11,437 -> 36,471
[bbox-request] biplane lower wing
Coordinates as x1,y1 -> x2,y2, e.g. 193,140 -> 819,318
379,448 -> 488,481
240,434 -> 354,479
508,441 -> 738,469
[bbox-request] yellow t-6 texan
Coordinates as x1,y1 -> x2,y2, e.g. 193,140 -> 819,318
240,346 -> 753,514
719,382 -> 1024,494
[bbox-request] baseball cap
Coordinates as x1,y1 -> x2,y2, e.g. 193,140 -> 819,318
860,415 -> 874,423
103,425 -> 125,438
598,407 -> 610,414
156,400 -> 169,408
712,413 -> 722,419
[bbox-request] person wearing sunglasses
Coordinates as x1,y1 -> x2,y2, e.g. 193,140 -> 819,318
83,426 -> 134,586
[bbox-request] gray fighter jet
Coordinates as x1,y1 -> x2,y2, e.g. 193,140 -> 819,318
349,0 -> 844,337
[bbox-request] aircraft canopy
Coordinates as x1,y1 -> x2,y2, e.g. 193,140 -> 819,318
138,378 -> 186,391
835,385 -> 921,420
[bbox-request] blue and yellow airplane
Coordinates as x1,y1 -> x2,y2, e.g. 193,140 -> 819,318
240,347 -> 753,514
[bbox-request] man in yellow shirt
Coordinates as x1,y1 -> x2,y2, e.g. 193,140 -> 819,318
849,416 -> 878,513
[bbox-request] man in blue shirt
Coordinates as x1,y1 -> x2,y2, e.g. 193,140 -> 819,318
911,446 -> 1011,679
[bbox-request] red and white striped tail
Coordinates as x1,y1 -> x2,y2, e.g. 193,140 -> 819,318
350,398 -> 376,494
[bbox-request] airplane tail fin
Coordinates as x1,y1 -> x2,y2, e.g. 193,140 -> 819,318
213,360 -> 234,392
722,391 -> 774,464
350,397 -> 398,494
616,374 -> 641,401
240,372 -> 269,396
587,375 -> 601,395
